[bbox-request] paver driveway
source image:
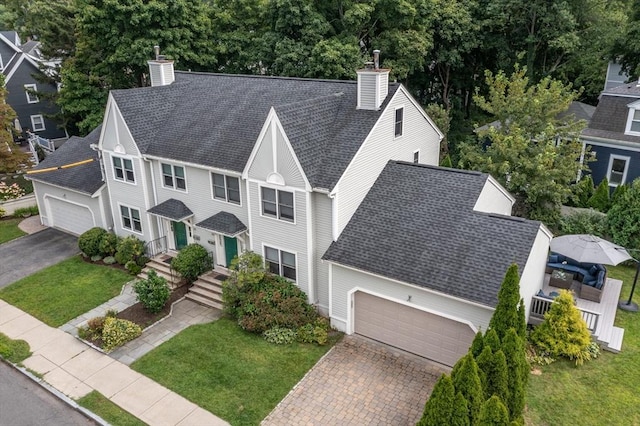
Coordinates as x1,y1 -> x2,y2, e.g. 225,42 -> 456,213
0,228 -> 78,289
262,335 -> 449,426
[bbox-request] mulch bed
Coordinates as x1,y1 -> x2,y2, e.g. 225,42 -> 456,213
118,284 -> 190,329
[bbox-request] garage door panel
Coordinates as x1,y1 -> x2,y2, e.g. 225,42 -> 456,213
354,292 -> 475,367
47,198 -> 94,236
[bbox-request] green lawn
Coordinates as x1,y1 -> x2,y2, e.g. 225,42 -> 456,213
0,256 -> 131,327
0,218 -> 26,244
525,264 -> 640,425
132,318 -> 335,426
77,391 -> 147,426
0,332 -> 31,363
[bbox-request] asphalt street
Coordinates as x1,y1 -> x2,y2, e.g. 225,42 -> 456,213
0,362 -> 95,426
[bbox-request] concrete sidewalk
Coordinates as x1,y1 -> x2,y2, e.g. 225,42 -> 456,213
0,299 -> 229,426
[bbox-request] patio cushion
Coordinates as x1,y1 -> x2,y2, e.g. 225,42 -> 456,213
549,254 -> 560,264
589,265 -> 598,276
596,271 -> 605,290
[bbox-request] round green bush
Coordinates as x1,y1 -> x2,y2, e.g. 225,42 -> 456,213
99,233 -> 120,257
133,270 -> 170,313
90,254 -> 103,262
263,327 -> 297,344
171,244 -> 212,283
115,236 -> 145,265
125,260 -> 142,275
102,317 -> 142,352
103,256 -> 116,265
78,227 -> 107,257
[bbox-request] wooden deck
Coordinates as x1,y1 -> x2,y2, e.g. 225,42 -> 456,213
540,273 -> 625,352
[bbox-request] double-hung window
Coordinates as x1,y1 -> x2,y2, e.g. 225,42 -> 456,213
30,114 -> 45,131
261,187 -> 294,222
607,155 -> 629,186
264,246 -> 296,281
162,163 -> 186,190
24,84 -> 39,103
113,157 -> 135,183
120,206 -> 142,232
212,173 -> 240,204
395,107 -> 404,137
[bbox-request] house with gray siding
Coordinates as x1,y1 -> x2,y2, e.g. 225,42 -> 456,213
30,54 -> 551,366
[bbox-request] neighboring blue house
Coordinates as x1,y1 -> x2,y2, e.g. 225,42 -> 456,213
0,31 -> 67,143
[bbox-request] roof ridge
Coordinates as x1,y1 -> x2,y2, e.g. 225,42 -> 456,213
175,70 -> 359,86
392,160 -> 485,176
275,92 -> 345,111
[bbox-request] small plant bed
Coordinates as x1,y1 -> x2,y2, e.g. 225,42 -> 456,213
0,256 -> 131,327
78,285 -> 189,351
77,391 -> 147,426
0,217 -> 25,244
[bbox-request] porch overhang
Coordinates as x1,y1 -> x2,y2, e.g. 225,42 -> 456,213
147,198 -> 193,221
196,211 -> 247,237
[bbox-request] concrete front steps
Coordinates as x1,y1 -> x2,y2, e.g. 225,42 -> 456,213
138,254 -> 182,289
186,269 -> 230,310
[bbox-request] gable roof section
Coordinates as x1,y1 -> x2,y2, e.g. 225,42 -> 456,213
110,72 -> 398,189
29,126 -> 104,195
322,161 -> 541,308
584,88 -> 640,144
147,199 -> 193,221
196,212 -> 247,237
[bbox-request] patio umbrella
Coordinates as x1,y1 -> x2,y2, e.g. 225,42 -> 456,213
550,234 -> 632,266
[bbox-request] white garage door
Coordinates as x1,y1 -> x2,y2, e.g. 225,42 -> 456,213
47,198 -> 94,235
354,292 -> 476,367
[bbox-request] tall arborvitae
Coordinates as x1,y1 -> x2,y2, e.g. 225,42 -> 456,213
502,328 -> 527,422
491,350 -> 509,404
517,299 -> 527,340
489,264 -> 522,341
452,353 -> 483,424
419,374 -> 455,426
484,329 -> 501,352
451,392 -> 470,426
470,331 -> 485,358
477,395 -> 510,426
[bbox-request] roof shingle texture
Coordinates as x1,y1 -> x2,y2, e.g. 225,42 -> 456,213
147,199 -> 193,221
585,91 -> 640,143
322,161 -> 542,308
111,72 -> 398,190
28,126 -> 104,195
196,211 -> 247,236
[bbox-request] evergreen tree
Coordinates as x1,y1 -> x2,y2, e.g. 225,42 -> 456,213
491,350 -> 509,404
502,328 -> 527,422
484,329 -> 501,352
477,395 -> 510,426
451,392 -> 470,426
470,331 -> 485,358
419,374 -> 455,426
452,353 -> 483,424
531,290 -> 592,365
588,177 -> 610,212
517,299 -> 527,340
489,264 -> 522,342
476,346 -> 492,397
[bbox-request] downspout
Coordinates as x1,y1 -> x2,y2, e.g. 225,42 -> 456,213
144,157 -> 161,240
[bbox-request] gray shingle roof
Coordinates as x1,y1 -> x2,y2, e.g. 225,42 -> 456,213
147,199 -> 193,221
28,126 -> 104,195
111,72 -> 398,190
561,101 -> 596,125
196,212 -> 247,237
603,82 -> 640,97
584,93 -> 640,144
322,161 -> 542,308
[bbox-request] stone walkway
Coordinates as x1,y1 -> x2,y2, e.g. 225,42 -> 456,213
0,299 -> 229,426
262,335 -> 448,426
18,215 -> 47,234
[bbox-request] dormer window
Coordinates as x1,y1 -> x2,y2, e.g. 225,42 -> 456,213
624,101 -> 640,135
24,84 -> 39,103
631,110 -> 640,132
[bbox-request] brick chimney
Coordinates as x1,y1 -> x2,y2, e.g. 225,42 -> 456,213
147,46 -> 175,87
356,50 -> 390,110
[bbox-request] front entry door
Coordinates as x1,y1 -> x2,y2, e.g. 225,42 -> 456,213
224,236 -> 238,266
173,221 -> 188,250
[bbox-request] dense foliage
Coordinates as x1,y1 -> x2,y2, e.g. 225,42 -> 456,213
171,244 -> 212,283
133,270 -> 170,314
114,235 -> 146,267
0,74 -> 29,174
607,179 -> 640,253
78,227 -> 107,257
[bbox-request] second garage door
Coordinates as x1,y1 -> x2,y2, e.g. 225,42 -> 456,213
47,197 -> 94,236
354,292 -> 476,367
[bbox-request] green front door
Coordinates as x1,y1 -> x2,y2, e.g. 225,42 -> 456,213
224,236 -> 238,266
173,221 -> 188,250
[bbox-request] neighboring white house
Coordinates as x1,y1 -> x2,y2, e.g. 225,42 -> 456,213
30,55 -> 550,366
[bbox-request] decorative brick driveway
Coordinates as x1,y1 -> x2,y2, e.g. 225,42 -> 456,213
262,335 -> 449,425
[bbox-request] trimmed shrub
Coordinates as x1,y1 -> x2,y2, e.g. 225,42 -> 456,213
99,233 -> 119,257
79,227 -> 107,257
569,175 -> 594,207
125,260 -> 142,275
78,316 -> 106,341
489,264 -> 523,342
419,374 -> 455,425
588,177 -> 611,212
13,206 -> 38,217
559,210 -> 608,239
263,327 -> 297,345
102,317 -> 142,352
608,178 -> 640,252
478,395 -> 510,426
133,270 -> 170,313
171,244 -> 212,283
103,256 -> 116,265
452,353 -> 483,424
90,255 -> 102,262
470,331 -> 484,358
530,290 -> 593,365
502,329 -> 527,422
115,235 -> 146,266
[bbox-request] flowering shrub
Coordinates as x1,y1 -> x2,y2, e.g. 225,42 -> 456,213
0,182 -> 25,201
102,317 -> 142,352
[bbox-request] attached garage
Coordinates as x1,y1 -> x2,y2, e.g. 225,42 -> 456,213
353,292 -> 476,367
46,197 -> 95,235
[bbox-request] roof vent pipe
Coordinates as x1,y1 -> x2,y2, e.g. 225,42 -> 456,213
373,49 -> 380,70
154,45 -> 160,60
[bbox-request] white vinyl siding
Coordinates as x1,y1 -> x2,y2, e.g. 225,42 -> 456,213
161,163 -> 186,191
30,114 -> 45,131
112,156 -> 135,183
212,173 -> 240,204
24,84 -> 39,103
275,126 -> 307,188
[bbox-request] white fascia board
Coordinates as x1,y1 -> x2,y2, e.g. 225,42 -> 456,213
3,54 -> 25,82
242,107 -> 277,179
98,95 -> 115,151
142,154 -> 242,177
398,85 -> 445,141
0,33 -> 23,53
583,136 -> 640,152
272,113 -> 312,191
30,179 -> 102,198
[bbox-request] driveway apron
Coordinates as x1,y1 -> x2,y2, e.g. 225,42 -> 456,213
0,228 -> 79,289
262,335 -> 449,426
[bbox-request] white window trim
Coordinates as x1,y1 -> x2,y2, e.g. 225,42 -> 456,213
119,204 -> 143,235
394,105 -> 405,138
625,106 -> 640,136
259,185 -> 296,224
30,114 -> 45,131
112,155 -> 136,184
211,172 -> 241,205
413,149 -> 420,164
262,244 -> 298,282
607,154 -> 630,187
160,163 -> 187,192
24,84 -> 39,103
